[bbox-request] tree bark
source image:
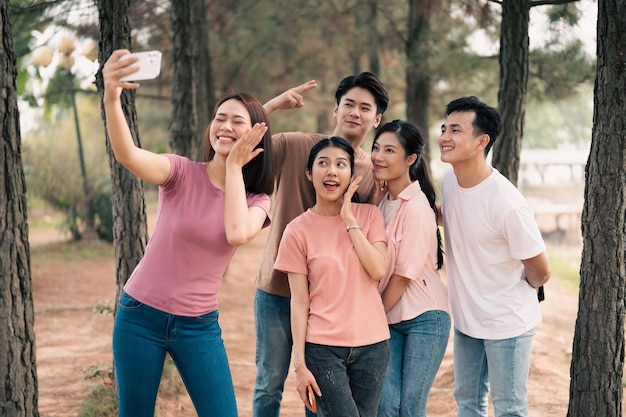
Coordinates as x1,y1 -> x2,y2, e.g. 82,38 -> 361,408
0,0 -> 40,414
405,0 -> 436,162
567,0 -> 626,415
170,0 -> 214,160
493,0 -> 529,186
95,0 -> 149,301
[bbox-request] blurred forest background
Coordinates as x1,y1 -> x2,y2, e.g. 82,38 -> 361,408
11,0 -> 595,238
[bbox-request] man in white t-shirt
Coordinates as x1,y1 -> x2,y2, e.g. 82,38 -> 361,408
438,96 -> 551,417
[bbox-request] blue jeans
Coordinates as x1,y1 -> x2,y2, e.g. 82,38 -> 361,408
253,289 -> 316,416
113,291 -> 237,417
453,327 -> 535,417
306,340 -> 390,417
378,310 -> 451,417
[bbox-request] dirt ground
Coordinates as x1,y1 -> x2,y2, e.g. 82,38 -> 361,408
29,203 -> 600,417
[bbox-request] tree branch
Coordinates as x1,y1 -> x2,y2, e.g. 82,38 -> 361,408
529,0 -> 580,7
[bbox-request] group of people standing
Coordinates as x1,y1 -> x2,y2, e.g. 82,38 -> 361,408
102,49 -> 551,417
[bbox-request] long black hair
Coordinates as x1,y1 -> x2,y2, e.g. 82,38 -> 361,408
200,92 -> 274,195
373,120 -> 443,269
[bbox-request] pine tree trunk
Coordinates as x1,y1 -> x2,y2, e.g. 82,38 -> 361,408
405,0 -> 434,161
95,0 -> 149,301
493,0 -> 529,185
0,0 -> 40,414
567,0 -> 626,415
170,0 -> 213,160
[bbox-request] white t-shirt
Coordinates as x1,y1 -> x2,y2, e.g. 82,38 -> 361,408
442,168 -> 546,339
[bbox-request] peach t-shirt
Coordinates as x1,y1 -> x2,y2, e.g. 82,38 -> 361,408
378,181 -> 450,324
274,203 -> 389,347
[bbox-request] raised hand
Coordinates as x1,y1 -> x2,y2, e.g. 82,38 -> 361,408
102,49 -> 141,101
341,175 -> 362,225
263,80 -> 318,114
226,122 -> 268,169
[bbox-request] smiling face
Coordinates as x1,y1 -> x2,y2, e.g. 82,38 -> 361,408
371,132 -> 416,183
208,99 -> 252,158
306,145 -> 353,204
332,87 -> 382,145
438,110 -> 488,166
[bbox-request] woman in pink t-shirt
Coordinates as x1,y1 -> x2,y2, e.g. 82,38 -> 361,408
102,50 -> 273,417
372,120 -> 451,417
274,136 -> 390,417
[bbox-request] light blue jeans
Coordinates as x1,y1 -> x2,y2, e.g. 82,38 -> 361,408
113,291 -> 237,417
253,289 -> 316,417
453,327 -> 535,417
306,340 -> 390,417
378,310 -> 451,417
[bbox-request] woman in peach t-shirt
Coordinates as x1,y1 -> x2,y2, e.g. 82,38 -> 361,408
274,137 -> 390,417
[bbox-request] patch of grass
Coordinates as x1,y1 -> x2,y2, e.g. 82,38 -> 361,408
79,385 -> 117,417
547,244 -> 582,293
79,358 -> 185,417
31,239 -> 114,268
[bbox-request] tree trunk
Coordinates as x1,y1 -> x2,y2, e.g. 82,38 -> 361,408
95,0 -> 149,302
493,0 -> 529,186
405,0 -> 434,161
351,1 -> 380,76
170,0 -> 213,160
0,0 -> 40,414
567,0 -> 626,415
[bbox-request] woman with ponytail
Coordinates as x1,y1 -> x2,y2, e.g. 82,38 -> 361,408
371,120 -> 451,417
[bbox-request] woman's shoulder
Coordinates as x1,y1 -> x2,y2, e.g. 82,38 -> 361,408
352,202 -> 379,213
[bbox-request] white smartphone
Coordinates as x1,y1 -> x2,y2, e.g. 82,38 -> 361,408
119,50 -> 162,81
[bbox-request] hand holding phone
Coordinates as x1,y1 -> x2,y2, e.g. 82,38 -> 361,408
119,50 -> 162,81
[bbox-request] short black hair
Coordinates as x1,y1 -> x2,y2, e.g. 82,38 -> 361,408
445,96 -> 501,155
335,72 -> 389,115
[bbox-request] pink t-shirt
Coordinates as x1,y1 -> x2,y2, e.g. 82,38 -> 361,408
378,181 -> 450,324
124,154 -> 271,316
274,204 -> 390,347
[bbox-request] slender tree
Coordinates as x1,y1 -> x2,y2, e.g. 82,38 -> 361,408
492,0 -> 583,185
567,0 -> 626,415
0,0 -> 39,415
405,0 -> 444,161
493,0 -> 529,184
95,0 -> 149,299
170,0 -> 214,159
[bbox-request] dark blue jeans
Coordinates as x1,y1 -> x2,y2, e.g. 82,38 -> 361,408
305,340 -> 389,417
113,291 -> 237,417
252,289 -> 316,417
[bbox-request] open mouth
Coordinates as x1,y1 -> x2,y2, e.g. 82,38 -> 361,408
217,137 -> 236,144
323,181 -> 340,191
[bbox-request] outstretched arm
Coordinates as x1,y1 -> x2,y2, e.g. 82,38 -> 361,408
102,49 -> 170,185
263,80 -> 317,115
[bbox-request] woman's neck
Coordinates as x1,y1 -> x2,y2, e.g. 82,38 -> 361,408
311,198 -> 343,217
206,157 -> 227,190
386,175 -> 412,201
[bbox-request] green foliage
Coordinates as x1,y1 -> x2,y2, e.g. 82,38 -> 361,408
22,93 -> 110,239
524,85 -> 593,149
79,384 -> 117,417
529,41 -> 595,101
91,184 -> 113,242
547,244 -> 582,294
